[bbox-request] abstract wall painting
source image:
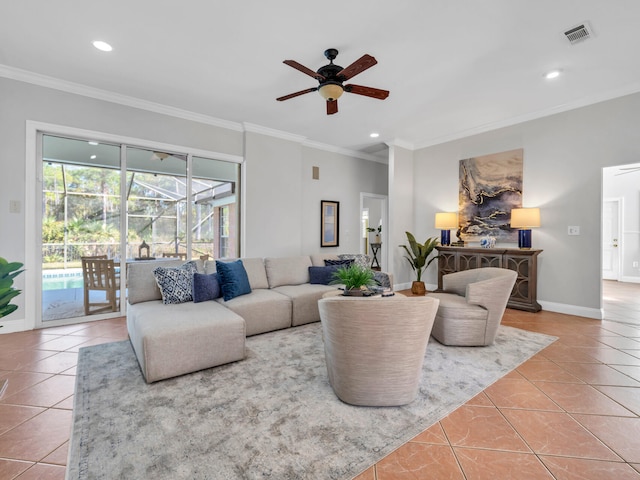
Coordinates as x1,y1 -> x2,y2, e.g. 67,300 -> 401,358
458,149 -> 523,242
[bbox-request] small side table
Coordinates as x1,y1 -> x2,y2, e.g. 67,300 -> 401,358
370,243 -> 381,270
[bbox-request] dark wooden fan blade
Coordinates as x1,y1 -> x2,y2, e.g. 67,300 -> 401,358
276,87 -> 317,101
345,84 -> 389,100
283,60 -> 325,81
327,100 -> 338,115
337,54 -> 377,80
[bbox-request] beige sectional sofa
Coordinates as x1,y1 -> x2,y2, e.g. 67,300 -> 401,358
127,254 -> 374,383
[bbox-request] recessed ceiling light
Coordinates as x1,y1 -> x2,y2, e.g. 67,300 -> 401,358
90,155 -> 97,159
92,40 -> 113,52
88,141 -> 98,145
370,132 -> 380,138
544,69 -> 562,80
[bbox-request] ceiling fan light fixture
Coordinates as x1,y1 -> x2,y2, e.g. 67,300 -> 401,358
318,83 -> 344,101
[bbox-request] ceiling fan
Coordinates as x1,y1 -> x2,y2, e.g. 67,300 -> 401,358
615,166 -> 640,176
276,48 -> 389,115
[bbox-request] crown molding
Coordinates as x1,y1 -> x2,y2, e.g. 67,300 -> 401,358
0,64 -> 243,132
385,138 -> 415,150
302,140 -> 385,163
414,81 -> 640,150
242,122 -> 385,163
242,122 -> 306,143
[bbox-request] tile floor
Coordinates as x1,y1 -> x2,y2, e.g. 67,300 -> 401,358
0,282 -> 639,479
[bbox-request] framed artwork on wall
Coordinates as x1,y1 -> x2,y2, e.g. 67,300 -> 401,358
458,148 -> 523,242
321,200 -> 339,247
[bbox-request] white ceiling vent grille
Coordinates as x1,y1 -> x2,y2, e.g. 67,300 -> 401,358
564,22 -> 593,45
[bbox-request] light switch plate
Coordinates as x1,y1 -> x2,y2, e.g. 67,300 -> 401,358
568,226 -> 580,235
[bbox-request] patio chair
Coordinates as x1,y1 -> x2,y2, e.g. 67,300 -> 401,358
81,256 -> 120,315
162,252 -> 187,260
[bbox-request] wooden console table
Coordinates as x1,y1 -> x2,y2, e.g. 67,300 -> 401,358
436,246 -> 542,312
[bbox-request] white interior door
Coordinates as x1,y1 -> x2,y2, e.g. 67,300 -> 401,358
602,199 -> 621,280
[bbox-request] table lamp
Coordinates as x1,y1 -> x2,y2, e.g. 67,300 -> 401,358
435,212 -> 458,246
510,208 -> 540,249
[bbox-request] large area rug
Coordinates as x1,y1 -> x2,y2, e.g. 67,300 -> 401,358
67,322 -> 556,480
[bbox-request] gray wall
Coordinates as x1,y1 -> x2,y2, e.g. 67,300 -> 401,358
410,91 -> 640,317
389,145 -> 416,288
243,132 -> 388,257
0,77 -> 387,330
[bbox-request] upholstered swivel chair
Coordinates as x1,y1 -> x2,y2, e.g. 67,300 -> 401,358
428,267 -> 517,346
318,296 -> 439,406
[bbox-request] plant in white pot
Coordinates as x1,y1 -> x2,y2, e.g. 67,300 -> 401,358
330,264 -> 377,296
366,225 -> 382,243
399,232 -> 439,295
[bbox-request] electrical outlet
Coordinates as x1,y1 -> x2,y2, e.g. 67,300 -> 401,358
634,261 -> 639,268
568,226 -> 580,235
9,200 -> 20,214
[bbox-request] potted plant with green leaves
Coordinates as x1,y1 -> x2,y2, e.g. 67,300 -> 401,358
330,264 -> 377,296
0,257 -> 24,319
399,232 -> 439,295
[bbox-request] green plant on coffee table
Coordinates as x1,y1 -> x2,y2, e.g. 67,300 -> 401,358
0,257 -> 25,318
399,232 -> 439,282
330,264 -> 377,292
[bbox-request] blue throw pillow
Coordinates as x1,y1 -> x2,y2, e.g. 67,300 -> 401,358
216,259 -> 252,301
309,265 -> 341,285
192,272 -> 221,303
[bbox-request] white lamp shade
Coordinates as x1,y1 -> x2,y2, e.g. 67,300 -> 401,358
435,212 -> 458,229
510,208 -> 541,228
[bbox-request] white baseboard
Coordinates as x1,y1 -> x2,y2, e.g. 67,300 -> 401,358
620,276 -> 640,284
0,317 -> 28,334
537,301 -> 602,320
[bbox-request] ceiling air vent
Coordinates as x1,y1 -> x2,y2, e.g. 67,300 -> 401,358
564,22 -> 593,45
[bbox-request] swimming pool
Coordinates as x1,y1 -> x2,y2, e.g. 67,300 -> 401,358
42,269 -> 84,291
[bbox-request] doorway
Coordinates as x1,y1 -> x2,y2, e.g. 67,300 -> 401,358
360,193 -> 388,271
602,163 -> 640,323
602,198 -> 621,281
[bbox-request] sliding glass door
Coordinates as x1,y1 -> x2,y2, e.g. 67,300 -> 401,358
40,134 -> 240,324
42,136 -> 122,322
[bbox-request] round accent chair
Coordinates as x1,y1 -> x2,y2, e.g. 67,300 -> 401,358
318,295 -> 439,407
428,267 -> 517,346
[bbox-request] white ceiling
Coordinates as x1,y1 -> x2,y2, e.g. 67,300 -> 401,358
2,1 -> 640,158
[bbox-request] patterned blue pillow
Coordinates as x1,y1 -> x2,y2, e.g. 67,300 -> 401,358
338,254 -> 370,270
216,259 -> 252,301
192,272 -> 221,303
153,262 -> 198,305
324,259 -> 353,267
